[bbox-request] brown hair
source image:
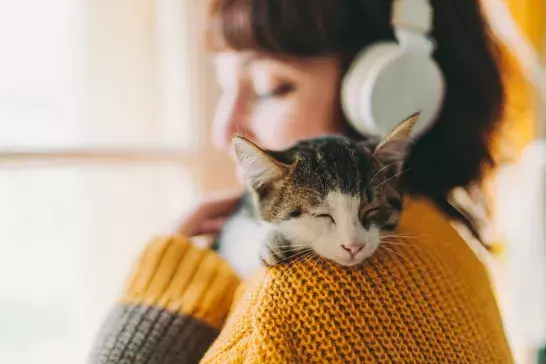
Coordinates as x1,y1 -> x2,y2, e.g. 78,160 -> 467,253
206,0 -> 505,239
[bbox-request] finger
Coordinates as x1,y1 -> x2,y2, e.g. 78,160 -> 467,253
192,235 -> 215,249
194,217 -> 230,236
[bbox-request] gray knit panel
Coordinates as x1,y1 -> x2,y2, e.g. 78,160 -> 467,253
88,303 -> 218,364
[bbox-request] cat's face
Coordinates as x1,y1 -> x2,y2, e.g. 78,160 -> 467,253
234,114 -> 417,266
273,189 -> 398,267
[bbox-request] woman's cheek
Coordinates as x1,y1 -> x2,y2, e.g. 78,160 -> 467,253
251,104 -> 298,150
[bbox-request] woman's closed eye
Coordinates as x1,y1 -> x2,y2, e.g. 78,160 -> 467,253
255,82 -> 295,100
315,213 -> 335,224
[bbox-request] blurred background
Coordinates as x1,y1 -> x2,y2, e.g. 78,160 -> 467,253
0,0 -> 544,363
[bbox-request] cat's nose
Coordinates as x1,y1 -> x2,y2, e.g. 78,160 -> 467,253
341,244 -> 364,256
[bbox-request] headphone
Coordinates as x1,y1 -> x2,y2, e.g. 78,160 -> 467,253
341,0 -> 445,138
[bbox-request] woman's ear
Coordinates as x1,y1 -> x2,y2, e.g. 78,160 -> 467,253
232,135 -> 289,189
374,112 -> 419,171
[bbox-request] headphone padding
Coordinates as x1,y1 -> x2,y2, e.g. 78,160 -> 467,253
342,42 -> 398,136
342,42 -> 445,138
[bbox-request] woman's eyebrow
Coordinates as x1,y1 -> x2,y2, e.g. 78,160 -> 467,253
241,53 -> 302,70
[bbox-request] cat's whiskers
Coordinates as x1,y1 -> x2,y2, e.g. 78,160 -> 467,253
368,162 -> 400,188
381,233 -> 432,246
261,246 -> 308,256
380,240 -> 424,252
372,168 -> 411,191
380,236 -> 422,244
270,253 -> 309,285
381,232 -> 429,240
274,252 -> 315,289
260,243 -> 310,258
282,255 -> 315,288
272,248 -> 313,265
380,239 -> 420,247
382,240 -> 441,269
379,245 -> 415,267
288,251 -> 315,268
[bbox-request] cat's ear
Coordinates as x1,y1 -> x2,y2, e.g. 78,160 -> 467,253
233,135 -> 289,189
374,112 -> 419,168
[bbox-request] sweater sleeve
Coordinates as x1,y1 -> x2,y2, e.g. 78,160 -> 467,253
88,235 -> 241,364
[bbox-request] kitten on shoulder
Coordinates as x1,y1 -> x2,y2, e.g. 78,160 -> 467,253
221,113 -> 418,270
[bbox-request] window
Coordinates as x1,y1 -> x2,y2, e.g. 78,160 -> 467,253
0,1 -> 233,363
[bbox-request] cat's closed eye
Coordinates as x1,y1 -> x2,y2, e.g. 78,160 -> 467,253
289,208 -> 302,218
315,214 -> 335,224
361,207 -> 381,225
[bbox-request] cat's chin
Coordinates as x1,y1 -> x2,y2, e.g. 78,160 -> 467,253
341,260 -> 365,267
330,256 -> 366,267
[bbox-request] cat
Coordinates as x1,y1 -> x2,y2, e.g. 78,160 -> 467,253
216,113 -> 417,273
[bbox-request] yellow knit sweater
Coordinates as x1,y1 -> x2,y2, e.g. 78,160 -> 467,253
89,196 -> 514,363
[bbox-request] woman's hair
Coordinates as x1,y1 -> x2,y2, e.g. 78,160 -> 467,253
205,0 -> 505,238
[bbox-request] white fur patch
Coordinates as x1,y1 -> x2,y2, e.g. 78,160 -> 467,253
219,217 -> 271,277
278,191 -> 381,266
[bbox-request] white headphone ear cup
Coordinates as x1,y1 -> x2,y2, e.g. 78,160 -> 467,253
342,42 -> 399,136
366,51 -> 444,137
342,43 -> 445,138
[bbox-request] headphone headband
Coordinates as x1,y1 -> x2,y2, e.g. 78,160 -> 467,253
341,0 -> 444,138
392,0 -> 433,35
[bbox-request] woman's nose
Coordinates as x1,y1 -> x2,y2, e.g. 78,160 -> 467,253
211,91 -> 251,151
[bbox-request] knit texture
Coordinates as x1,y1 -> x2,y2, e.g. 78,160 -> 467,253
201,197 -> 514,363
90,304 -> 218,363
89,197 -> 513,363
89,236 -> 240,363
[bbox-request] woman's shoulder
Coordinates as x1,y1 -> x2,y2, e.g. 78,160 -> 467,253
204,196 -> 514,363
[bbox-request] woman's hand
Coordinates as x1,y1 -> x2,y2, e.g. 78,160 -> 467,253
173,189 -> 243,238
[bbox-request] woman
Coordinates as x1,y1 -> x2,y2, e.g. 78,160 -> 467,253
90,0 -> 515,362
